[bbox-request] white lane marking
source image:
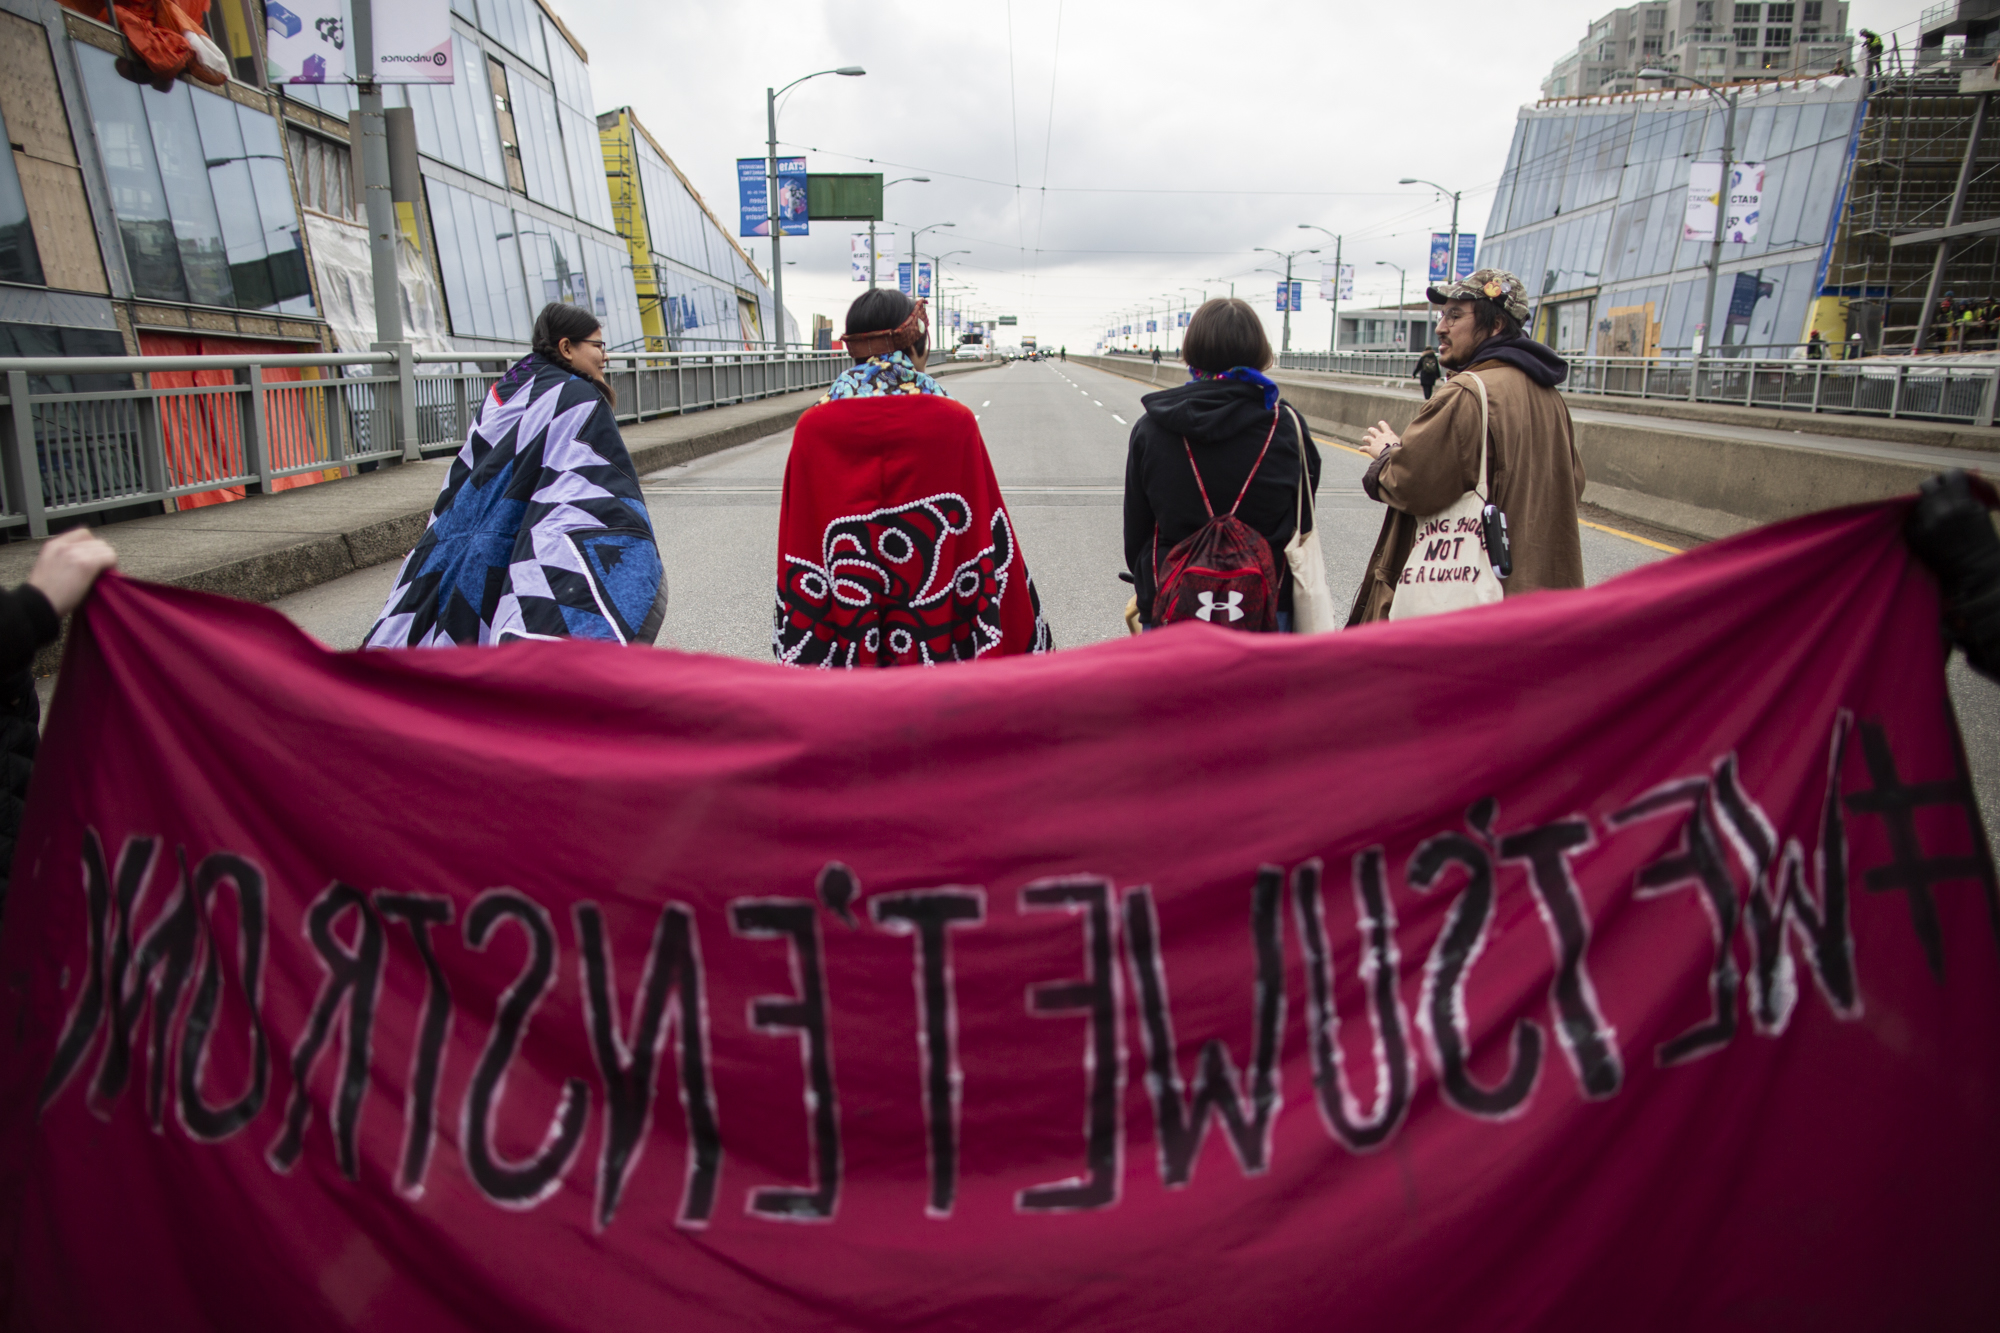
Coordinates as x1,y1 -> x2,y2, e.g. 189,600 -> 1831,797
1112,414 -> 1127,424
981,400 -> 991,407
1093,400 -> 1102,406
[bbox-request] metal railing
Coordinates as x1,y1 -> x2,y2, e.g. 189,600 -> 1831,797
0,347 -> 847,538
1275,350 -> 2000,426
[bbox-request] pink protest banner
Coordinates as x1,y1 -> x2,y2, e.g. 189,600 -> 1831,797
1,499 -> 1995,1330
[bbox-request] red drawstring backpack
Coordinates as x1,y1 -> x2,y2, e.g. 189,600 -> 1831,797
1150,411 -> 1281,632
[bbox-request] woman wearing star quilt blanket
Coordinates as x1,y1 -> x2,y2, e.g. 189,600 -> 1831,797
363,307 -> 666,649
772,291 -> 1052,668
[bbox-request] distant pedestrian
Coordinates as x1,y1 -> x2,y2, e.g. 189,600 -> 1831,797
1861,28 -> 1883,76
1806,329 -> 1826,360
1413,346 -> 1441,398
1152,347 -> 1162,366
1353,269 -> 1584,624
364,303 -> 665,647
774,288 -> 1052,666
1060,346 -> 1066,361
0,526 -> 118,905
1124,297 -> 1322,632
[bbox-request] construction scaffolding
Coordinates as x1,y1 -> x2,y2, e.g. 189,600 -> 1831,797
1824,65 -> 2000,352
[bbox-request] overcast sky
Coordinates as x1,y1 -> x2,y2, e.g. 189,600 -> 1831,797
555,0 -> 1930,352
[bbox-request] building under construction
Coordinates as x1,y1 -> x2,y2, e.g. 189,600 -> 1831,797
1481,63 -> 2000,357
1820,63 -> 2000,353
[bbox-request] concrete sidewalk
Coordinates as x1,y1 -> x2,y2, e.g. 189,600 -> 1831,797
7,359 -> 1000,673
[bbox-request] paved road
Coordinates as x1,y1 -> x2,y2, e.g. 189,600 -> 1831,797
267,357 -> 1997,839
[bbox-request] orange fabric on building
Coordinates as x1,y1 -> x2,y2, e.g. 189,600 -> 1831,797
138,332 -> 341,510
59,0 -> 221,85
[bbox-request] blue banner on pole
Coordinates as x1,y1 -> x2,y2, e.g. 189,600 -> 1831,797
738,157 -> 807,238
1429,233 -> 1481,283
1177,310 -> 1189,327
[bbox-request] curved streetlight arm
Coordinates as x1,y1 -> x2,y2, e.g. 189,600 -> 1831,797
776,66 -> 867,99
767,67 -> 865,348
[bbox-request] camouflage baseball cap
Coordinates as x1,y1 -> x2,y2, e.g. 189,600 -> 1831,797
1426,268 -> 1531,324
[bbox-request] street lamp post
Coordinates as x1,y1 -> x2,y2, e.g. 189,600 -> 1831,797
930,248 -> 969,348
1400,177 -> 1461,347
1203,276 -> 1235,300
1641,67 -> 1736,393
907,222 -> 954,302
1375,261 -> 1408,352
1174,287 -> 1203,352
873,176 -> 928,289
1300,225 -> 1342,352
1255,246 -> 1318,353
767,66 -> 865,350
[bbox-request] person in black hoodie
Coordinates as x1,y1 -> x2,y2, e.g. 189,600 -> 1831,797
1123,298 -> 1321,629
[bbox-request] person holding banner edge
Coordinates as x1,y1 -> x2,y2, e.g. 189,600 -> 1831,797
1354,269 -> 1583,625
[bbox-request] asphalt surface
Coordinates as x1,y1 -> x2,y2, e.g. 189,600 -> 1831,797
263,357 -> 1997,841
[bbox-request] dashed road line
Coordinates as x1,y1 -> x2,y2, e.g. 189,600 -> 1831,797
1112,414 -> 1126,425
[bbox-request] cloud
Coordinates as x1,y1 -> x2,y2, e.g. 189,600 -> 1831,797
552,0 -> 1918,348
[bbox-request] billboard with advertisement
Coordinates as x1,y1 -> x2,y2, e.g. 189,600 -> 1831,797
1428,234 -> 1477,283
1276,281 -> 1304,312
1684,161 -> 1765,243
895,261 -> 933,298
265,0 -> 453,84
739,157 -> 807,238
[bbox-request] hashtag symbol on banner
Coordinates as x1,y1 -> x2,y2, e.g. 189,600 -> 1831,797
1843,719 -> 2000,982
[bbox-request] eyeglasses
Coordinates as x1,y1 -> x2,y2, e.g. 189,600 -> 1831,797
578,338 -> 607,350
1435,309 -> 1477,326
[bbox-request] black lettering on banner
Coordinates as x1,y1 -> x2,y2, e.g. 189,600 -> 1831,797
1742,714 -> 1862,1032
460,890 -> 589,1209
40,831 -> 149,1114
1016,877 -> 1123,1212
870,888 -> 986,1218
268,883 -> 385,1179
1410,826 -> 1543,1120
177,853 -> 271,1142
1611,776 -> 1741,1066
1843,717 -> 2000,981
817,862 -> 861,928
374,892 -> 454,1199
1295,853 -> 1414,1152
94,845 -> 200,1130
1122,873 -> 1282,1187
731,898 -> 841,1221
1499,819 -> 1623,1099
575,901 -> 722,1230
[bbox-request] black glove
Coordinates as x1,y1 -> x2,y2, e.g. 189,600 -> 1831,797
1905,469 -> 2000,682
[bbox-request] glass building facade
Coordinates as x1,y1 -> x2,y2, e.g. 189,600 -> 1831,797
600,108 -> 789,351
1479,77 -> 1867,356
281,0 -> 645,353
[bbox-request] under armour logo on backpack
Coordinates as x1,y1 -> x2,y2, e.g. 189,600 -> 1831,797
1195,590 -> 1245,622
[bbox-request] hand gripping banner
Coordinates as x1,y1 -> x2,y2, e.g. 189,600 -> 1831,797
2,499 -> 1995,1331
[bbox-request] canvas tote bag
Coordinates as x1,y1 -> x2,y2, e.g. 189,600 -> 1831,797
1386,371 -> 1505,621
1280,405 -> 1339,633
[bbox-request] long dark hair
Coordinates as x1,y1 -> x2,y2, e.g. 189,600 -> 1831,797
842,288 -> 927,362
532,302 -> 615,405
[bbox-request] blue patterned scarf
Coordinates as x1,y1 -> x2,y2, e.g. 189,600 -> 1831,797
819,351 -> 948,402
1187,365 -> 1280,411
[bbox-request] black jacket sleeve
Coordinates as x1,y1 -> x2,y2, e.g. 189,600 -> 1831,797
0,586 -> 58,680
1123,424 -> 1159,621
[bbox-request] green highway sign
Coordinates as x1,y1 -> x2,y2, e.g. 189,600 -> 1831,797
998,315 -> 1018,325
806,173 -> 883,221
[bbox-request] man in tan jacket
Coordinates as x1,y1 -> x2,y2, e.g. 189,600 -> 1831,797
1349,268 -> 1585,625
